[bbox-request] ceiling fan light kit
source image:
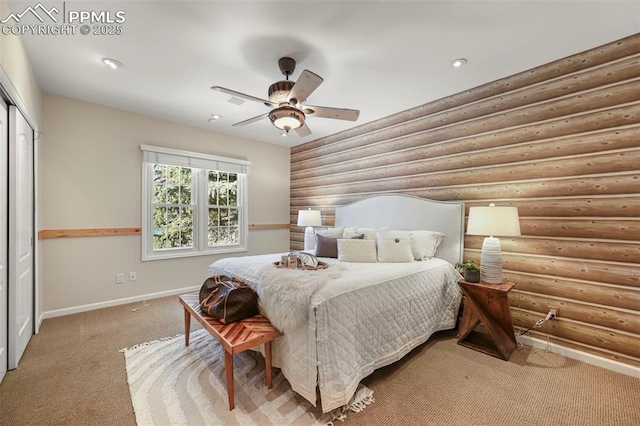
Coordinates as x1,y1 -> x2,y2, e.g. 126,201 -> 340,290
269,106 -> 305,131
211,56 -> 359,137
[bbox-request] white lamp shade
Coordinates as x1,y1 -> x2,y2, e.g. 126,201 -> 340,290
297,209 -> 322,227
466,204 -> 520,284
466,205 -> 521,237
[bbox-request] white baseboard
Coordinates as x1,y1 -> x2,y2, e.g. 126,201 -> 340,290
517,334 -> 640,379
36,313 -> 44,333
42,286 -> 201,320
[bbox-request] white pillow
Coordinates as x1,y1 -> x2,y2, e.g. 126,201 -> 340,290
342,226 -> 358,238
337,239 -> 378,263
411,230 -> 445,260
344,226 -> 390,241
315,227 -> 344,239
376,230 -> 414,263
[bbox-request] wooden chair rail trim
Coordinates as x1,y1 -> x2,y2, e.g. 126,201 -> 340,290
39,224 -> 290,239
248,224 -> 290,230
38,228 -> 141,239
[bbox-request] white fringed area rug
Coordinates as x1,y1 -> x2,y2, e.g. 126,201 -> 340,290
121,329 -> 374,425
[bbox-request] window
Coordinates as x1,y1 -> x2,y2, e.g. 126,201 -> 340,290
141,145 -> 250,260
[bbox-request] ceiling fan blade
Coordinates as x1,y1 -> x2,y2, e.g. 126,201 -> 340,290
295,123 -> 312,137
211,86 -> 276,107
287,70 -> 323,105
303,105 -> 360,121
233,113 -> 269,127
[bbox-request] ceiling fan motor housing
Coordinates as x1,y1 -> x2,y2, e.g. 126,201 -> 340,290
268,80 -> 295,105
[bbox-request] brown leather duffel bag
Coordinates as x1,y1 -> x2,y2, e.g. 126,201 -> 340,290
198,275 -> 258,324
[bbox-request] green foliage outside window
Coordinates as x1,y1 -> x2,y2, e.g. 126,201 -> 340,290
152,164 -> 193,249
151,165 -> 240,251
208,171 -> 239,246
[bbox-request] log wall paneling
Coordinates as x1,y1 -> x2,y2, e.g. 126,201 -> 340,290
290,34 -> 640,369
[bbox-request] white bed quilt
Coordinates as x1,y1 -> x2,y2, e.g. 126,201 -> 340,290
208,254 -> 462,412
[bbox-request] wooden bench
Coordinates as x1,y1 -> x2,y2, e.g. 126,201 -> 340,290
178,293 -> 282,410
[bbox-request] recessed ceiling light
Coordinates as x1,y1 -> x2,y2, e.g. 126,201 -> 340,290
208,114 -> 221,122
281,132 -> 288,137
102,58 -> 122,70
450,58 -> 467,68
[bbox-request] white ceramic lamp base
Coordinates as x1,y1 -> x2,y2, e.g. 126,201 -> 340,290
303,227 -> 315,252
480,237 -> 503,284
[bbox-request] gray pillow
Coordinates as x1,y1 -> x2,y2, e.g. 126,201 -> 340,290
315,234 -> 339,258
316,233 -> 364,258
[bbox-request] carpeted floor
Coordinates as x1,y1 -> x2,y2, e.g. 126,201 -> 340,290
1,294 -> 639,426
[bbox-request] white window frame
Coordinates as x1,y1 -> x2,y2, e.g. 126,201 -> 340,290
141,144 -> 251,261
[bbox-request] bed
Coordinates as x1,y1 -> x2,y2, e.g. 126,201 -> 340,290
207,195 -> 465,412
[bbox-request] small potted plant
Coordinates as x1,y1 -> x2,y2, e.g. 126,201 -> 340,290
455,260 -> 481,283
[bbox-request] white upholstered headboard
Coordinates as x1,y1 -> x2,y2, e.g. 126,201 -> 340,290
334,195 -> 465,265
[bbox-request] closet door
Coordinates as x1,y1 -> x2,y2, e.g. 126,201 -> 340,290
0,99 -> 7,382
8,105 -> 33,370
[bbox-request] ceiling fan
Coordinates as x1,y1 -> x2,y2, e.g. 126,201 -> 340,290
211,57 -> 360,137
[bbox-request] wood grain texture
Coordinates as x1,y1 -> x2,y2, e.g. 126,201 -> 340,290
510,290 -> 640,334
292,36 -> 640,154
292,127 -> 640,181
39,224 -> 289,239
248,224 -> 290,230
292,104 -> 640,169
504,271 -> 640,311
38,228 -> 141,239
465,235 -> 640,263
290,34 -> 640,367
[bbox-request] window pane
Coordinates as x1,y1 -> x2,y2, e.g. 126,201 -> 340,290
153,206 -> 167,228
153,183 -> 165,204
229,208 -> 238,226
228,226 -> 239,244
228,174 -> 237,205
181,227 -> 193,247
153,230 -> 165,250
167,185 -> 179,204
179,169 -> 192,204
208,208 -> 219,227
219,172 -> 229,206
167,206 -> 180,227
208,171 -> 218,204
208,226 -> 220,247
219,227 -> 229,244
220,208 -> 229,227
153,164 -> 166,183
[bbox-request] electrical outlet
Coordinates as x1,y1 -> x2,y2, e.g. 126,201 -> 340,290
129,272 -> 137,282
549,306 -> 559,318
116,273 -> 124,284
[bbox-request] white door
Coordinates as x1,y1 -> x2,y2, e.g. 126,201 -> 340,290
8,105 -> 34,370
0,99 -> 7,381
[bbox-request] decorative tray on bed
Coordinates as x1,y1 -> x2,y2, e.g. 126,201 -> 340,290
274,252 -> 329,270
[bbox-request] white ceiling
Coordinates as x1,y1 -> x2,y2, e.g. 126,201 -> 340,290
10,0 -> 640,147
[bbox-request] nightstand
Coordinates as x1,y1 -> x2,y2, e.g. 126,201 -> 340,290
457,280 -> 517,360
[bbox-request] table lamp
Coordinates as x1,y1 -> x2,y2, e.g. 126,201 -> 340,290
297,209 -> 322,251
466,203 -> 521,284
